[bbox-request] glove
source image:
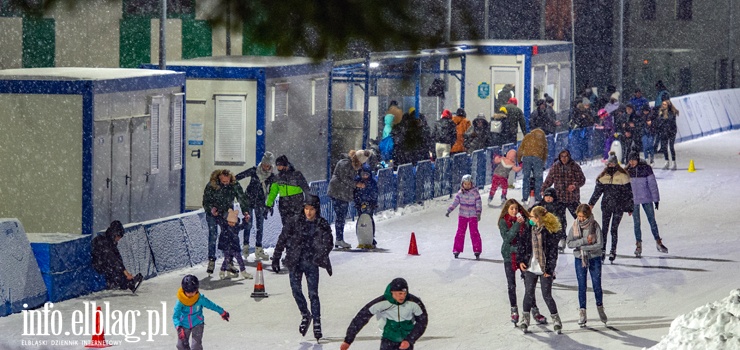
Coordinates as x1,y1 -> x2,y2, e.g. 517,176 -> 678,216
445,211 -> 450,217
271,259 -> 280,273
221,311 -> 230,322
477,215 -> 481,222
654,202 -> 659,210
176,326 -> 186,340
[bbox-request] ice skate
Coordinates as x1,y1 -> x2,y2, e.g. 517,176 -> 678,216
519,312 -> 530,333
474,252 -> 481,260
207,258 -> 215,275
656,239 -> 668,253
578,308 -> 587,327
334,240 -> 351,249
242,244 -> 250,258
228,262 -> 239,274
649,154 -> 654,165
510,307 -> 519,325
634,242 -> 642,257
532,306 -> 548,325
254,247 -> 269,260
662,160 -> 670,170
558,238 -> 566,254
487,195 -> 493,205
219,270 -> 238,279
608,250 -> 616,263
241,271 -> 253,279
597,305 -> 608,325
313,320 -> 322,340
453,252 -> 459,259
130,273 -> 143,293
671,160 -> 677,171
299,314 -> 312,336
552,314 -> 562,334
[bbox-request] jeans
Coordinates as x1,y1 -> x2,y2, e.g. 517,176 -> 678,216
205,212 -> 219,260
633,203 -> 661,242
289,260 -> 321,322
453,216 -> 481,253
574,257 -> 603,309
522,271 -> 558,315
601,209 -> 624,253
521,156 -> 544,202
331,198 -> 349,241
243,207 -> 266,247
642,134 -> 655,160
176,324 -> 204,350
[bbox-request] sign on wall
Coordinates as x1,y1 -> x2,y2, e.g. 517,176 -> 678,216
214,94 -> 247,163
478,82 -> 490,99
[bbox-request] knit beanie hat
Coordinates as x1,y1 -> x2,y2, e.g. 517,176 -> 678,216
227,209 -> 239,223
275,155 -> 289,167
354,149 -> 373,164
389,278 -> 408,292
628,151 -> 641,161
106,220 -> 124,238
260,151 -> 275,166
455,108 -> 466,117
507,97 -> 518,106
607,152 -> 619,165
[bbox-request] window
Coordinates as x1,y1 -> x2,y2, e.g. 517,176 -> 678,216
641,0 -> 656,20
271,83 -> 290,121
170,93 -> 184,170
676,0 -> 692,20
149,96 -> 164,174
214,94 -> 247,163
123,0 -> 195,18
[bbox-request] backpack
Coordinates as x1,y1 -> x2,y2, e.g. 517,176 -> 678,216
491,119 -> 503,133
378,136 -> 394,161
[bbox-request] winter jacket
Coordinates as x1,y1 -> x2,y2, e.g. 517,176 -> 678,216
517,128 -> 548,163
172,289 -> 224,329
383,114 -> 394,139
327,156 -> 360,203
91,232 -> 126,277
463,116 -> 492,153
629,96 -> 649,113
265,163 -> 309,208
447,186 -> 482,218
272,215 -> 334,276
503,103 -> 527,144
566,219 -> 603,262
571,107 -> 595,129
588,170 -> 634,213
353,165 -> 378,211
626,160 -> 660,204
517,223 -> 561,276
451,115 -> 471,153
343,282 -> 428,345
530,108 -> 557,135
432,116 -> 457,145
235,166 -> 276,209
202,181 -> 248,216
216,216 -> 247,252
657,108 -> 678,138
541,150 -> 586,204
531,190 -> 567,235
499,215 -> 525,262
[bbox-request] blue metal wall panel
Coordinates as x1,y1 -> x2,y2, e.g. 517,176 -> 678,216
396,164 -> 415,207
415,160 -> 434,202
309,181 -> 334,223
451,153 -> 471,191
546,134 -> 557,166
471,149 -> 487,189
554,131 -> 569,160
377,168 -> 397,211
434,157 -> 452,198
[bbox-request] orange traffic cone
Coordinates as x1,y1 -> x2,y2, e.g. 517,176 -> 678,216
85,306 -> 111,348
250,261 -> 269,298
408,232 -> 419,256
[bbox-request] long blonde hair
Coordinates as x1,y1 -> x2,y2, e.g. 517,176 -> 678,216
530,206 -> 562,234
659,100 -> 679,118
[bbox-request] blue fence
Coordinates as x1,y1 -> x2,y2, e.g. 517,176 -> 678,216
309,126 -> 604,214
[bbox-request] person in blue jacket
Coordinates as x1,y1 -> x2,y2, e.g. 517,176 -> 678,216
173,275 -> 230,350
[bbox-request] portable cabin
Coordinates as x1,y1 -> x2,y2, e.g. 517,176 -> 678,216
0,68 -> 186,234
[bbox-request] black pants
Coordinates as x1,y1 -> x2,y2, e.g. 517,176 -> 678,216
504,262 -> 518,307
601,209 -> 624,253
100,268 -> 135,290
380,338 -> 414,350
660,136 -> 676,161
522,271 -> 557,315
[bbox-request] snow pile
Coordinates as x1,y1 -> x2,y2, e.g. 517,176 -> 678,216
648,289 -> 740,350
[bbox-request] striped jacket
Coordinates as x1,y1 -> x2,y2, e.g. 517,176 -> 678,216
448,187 -> 482,218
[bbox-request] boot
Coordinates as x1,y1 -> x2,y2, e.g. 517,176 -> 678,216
254,247 -> 270,260
487,195 -> 493,204
241,271 -> 253,279
558,238 -> 566,254
299,314 -> 312,336
578,308 -> 587,327
662,160 -> 670,170
519,312 -> 530,332
552,314 -> 562,334
334,240 -> 351,249
130,273 -> 144,293
510,307 -> 519,325
219,270 -> 238,279
474,252 -> 481,260
313,319 -> 323,340
608,250 -> 616,263
242,244 -> 250,258
671,160 -> 677,171
649,154 -> 654,165
501,194 -> 507,201
453,252 -> 459,259
656,239 -> 668,253
207,258 -> 216,275
532,306 -> 548,325
597,305 -> 608,324
634,241 -> 642,257
228,262 -> 239,274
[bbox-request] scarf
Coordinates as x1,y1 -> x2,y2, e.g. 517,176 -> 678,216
177,287 -> 199,307
531,225 -> 546,273
573,216 -> 596,267
256,165 -> 272,195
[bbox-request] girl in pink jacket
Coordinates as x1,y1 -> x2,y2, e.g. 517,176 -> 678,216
446,174 -> 483,259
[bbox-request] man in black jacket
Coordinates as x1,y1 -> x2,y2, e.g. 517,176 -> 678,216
91,221 -> 143,293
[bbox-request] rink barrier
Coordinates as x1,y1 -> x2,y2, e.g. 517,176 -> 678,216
1,220 -> 48,316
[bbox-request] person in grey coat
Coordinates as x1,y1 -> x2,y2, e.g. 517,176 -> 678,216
327,149 -> 373,248
625,152 -> 668,256
566,204 -> 606,327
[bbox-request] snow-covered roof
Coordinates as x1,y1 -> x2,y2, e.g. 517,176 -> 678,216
166,55 -> 326,68
454,39 -> 572,47
0,67 -> 179,81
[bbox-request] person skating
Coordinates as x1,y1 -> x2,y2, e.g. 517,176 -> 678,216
518,128 -> 548,204
328,149 -> 373,248
517,206 -> 563,334
566,204 -> 608,327
340,278 -> 428,350
235,151 -> 277,260
625,152 -> 668,255
202,169 -> 248,274
588,152 -> 634,263
531,188 -> 568,253
446,174 -> 483,260
91,220 -> 143,293
271,194 -> 333,340
215,209 -> 253,280
266,155 -> 310,244
541,149 -> 586,225
173,275 -> 230,350
354,164 -> 379,248
488,149 -> 522,206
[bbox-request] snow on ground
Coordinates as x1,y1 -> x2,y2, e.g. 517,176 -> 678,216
1,130 -> 740,350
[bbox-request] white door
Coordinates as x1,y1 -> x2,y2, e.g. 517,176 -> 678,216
129,116 -> 151,222
93,121 -> 112,232
111,119 -> 131,223
490,67 -> 521,114
185,101 -> 206,210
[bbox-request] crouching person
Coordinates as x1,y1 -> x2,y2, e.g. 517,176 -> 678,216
91,220 -> 143,293
340,278 -> 428,350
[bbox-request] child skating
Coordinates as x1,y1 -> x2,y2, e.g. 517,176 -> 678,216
488,149 -> 522,207
446,174 -> 483,260
173,275 -> 230,350
215,209 -> 253,279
